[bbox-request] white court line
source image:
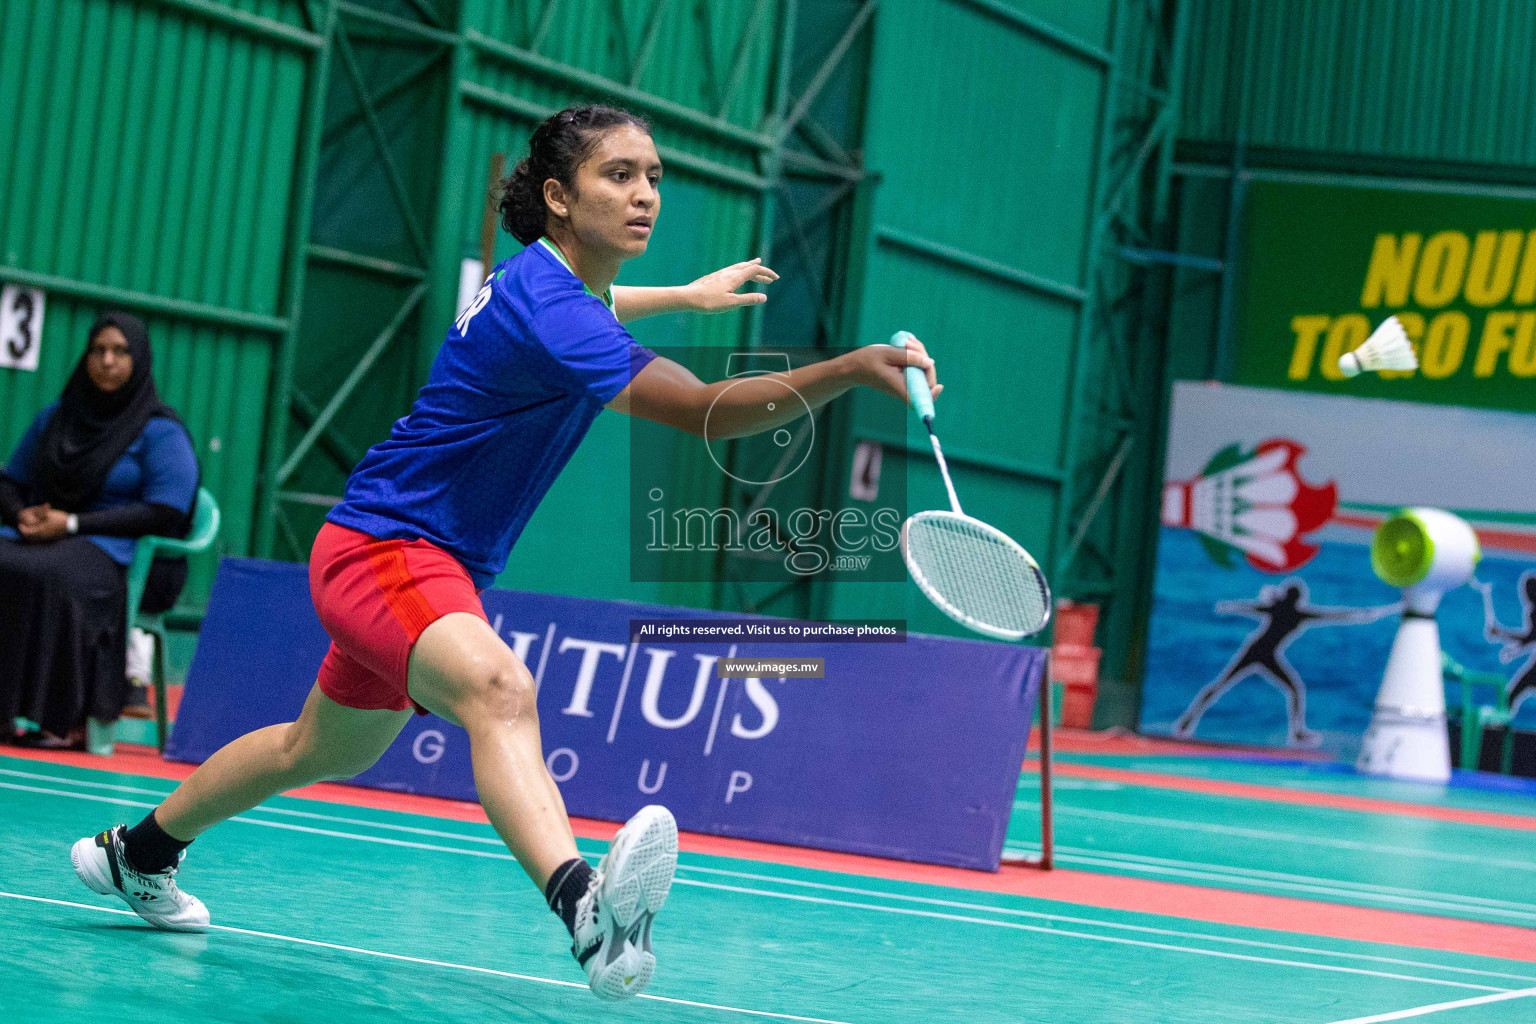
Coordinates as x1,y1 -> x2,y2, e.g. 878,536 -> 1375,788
1013,798 -> 1536,872
0,781 -> 521,861
1006,835 -> 1536,914
0,891 -> 854,1024
4,775 -> 1526,992
1002,841 -> 1536,922
2,777 -> 1523,990
0,768 -> 514,845
1323,986 -> 1536,1023
673,879 -> 1505,993
15,765 -> 1524,918
669,866 -> 1536,985
12,766 -> 1529,984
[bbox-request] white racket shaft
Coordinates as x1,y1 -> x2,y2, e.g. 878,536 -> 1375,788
886,331 -> 1053,639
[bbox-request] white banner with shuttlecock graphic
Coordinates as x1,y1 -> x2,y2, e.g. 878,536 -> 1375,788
1161,439 -> 1337,573
1141,382 -> 1536,760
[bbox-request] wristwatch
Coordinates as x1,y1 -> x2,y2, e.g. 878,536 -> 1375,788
65,513 -> 78,535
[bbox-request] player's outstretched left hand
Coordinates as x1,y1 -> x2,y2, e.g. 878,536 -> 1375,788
686,258 -> 779,312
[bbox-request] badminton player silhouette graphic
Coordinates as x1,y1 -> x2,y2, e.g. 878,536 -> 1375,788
68,105 -> 942,1001
1477,571 -> 1536,715
1173,580 -> 1399,746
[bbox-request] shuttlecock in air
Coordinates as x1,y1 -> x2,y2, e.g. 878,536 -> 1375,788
1339,316 -> 1417,377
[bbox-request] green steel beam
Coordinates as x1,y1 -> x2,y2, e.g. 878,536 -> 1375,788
779,148 -> 865,181
947,0 -> 1111,67
716,0 -> 770,117
528,0 -> 561,52
773,178 -> 860,249
1049,0 -> 1123,583
272,502 -> 306,560
1104,102 -> 1177,221
773,0 -> 877,147
1154,1 -> 1190,223
1212,0 -> 1260,383
607,0 -> 634,84
772,186 -> 842,344
418,0 -> 476,385
695,0 -> 724,114
333,26 -> 434,263
1116,0 -> 1190,710
336,1 -> 458,44
278,281 -> 428,485
289,386 -> 365,471
857,430 -> 1066,487
465,29 -> 776,152
400,0 -> 444,29
306,244 -> 428,281
135,0 -> 325,50
1058,432 -> 1133,574
0,264 -> 287,334
873,226 -> 1087,304
1172,161 -> 1536,202
794,116 -> 856,168
629,0 -> 674,89
459,82 -> 773,192
278,490 -> 345,508
322,48 -> 447,146
257,0 -> 336,558
746,0 -> 799,351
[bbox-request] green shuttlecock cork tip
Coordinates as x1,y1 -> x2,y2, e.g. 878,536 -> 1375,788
1370,511 -> 1435,589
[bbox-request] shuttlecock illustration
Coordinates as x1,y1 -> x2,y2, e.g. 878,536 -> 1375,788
1339,316 -> 1417,377
1162,439 -> 1337,573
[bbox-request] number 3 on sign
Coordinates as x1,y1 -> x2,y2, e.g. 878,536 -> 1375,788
0,285 -> 45,371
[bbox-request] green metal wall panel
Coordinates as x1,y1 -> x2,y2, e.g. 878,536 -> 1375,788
0,0 -> 315,611
826,0 -> 1113,636
476,0 -> 780,130
1180,0 -> 1536,168
263,0 -> 452,558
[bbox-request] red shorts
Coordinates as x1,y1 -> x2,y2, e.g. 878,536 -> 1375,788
309,522 -> 487,714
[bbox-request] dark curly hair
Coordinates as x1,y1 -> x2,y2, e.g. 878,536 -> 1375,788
496,105 -> 654,246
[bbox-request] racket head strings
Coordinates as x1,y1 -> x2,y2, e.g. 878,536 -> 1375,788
900,511 -> 1052,641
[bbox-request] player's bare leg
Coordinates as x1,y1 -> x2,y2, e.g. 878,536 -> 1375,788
405,612 -> 676,1000
403,612 -> 578,886
156,685 -> 412,838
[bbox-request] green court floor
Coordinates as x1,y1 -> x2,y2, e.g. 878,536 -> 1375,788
2,753 -> 1534,1023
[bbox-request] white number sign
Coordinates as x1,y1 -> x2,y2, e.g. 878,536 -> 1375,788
0,284 -> 45,371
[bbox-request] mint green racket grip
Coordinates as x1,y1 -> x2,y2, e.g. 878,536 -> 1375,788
889,331 -> 935,421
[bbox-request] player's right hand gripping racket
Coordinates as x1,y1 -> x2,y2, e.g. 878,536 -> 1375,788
888,331 -> 1053,641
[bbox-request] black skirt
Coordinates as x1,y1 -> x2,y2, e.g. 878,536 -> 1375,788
0,536 -> 129,736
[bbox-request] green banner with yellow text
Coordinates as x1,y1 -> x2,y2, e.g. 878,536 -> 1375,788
1236,180 -> 1536,412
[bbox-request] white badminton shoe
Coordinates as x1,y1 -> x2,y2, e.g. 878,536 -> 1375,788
71,825 -> 209,932
572,804 -> 678,1000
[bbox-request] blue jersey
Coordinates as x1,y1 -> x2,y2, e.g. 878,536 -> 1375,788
327,239 -> 658,588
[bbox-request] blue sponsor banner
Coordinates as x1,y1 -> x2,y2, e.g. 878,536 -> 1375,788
168,558 -> 1044,870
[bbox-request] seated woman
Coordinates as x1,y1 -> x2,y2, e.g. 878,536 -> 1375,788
0,311 -> 199,748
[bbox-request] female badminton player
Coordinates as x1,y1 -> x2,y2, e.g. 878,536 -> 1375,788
71,104 -> 941,1001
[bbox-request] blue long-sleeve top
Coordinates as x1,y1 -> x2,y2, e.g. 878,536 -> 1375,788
0,401 -> 199,566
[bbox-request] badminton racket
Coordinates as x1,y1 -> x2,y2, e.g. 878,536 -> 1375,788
887,331 -> 1053,640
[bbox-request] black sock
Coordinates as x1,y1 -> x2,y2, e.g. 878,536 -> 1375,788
544,857 -> 594,938
122,810 -> 191,874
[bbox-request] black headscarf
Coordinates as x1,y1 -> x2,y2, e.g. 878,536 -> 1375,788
32,311 -> 186,513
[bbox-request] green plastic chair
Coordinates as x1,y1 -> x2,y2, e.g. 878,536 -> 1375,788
1442,652 -> 1516,775
95,487 -> 220,754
